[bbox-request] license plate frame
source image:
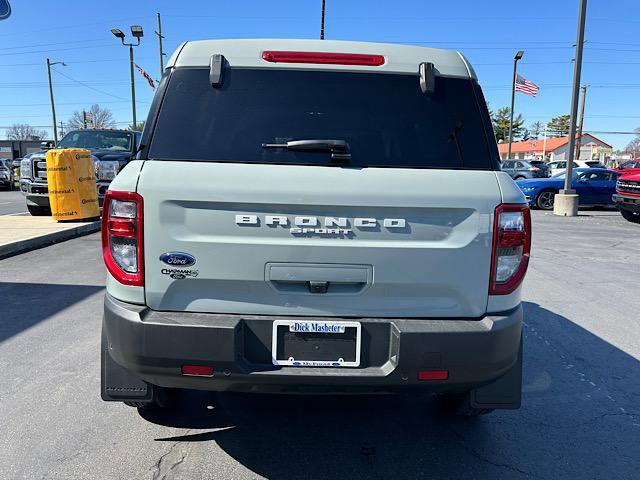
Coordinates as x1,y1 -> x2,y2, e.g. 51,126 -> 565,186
271,320 -> 361,367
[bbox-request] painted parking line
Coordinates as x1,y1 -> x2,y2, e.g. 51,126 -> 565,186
5,212 -> 29,216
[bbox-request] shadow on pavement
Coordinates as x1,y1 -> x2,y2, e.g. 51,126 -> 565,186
0,282 -> 104,343
139,302 -> 640,479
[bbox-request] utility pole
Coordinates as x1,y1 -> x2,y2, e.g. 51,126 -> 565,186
46,58 -> 66,143
59,120 -> 65,138
554,0 -> 587,217
155,12 -> 165,76
83,110 -> 87,129
575,85 -> 588,160
320,0 -> 326,40
507,51 -> 524,160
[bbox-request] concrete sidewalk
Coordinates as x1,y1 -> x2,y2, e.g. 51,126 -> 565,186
0,216 -> 100,260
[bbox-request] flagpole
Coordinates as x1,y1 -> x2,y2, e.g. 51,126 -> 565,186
542,124 -> 547,160
507,51 -> 524,160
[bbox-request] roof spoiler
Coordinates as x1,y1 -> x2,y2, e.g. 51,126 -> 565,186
419,62 -> 436,95
210,54 -> 227,87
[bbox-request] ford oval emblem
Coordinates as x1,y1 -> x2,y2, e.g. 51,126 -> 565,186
159,252 -> 196,267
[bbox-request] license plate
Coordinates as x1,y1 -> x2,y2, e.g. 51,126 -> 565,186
271,320 -> 361,367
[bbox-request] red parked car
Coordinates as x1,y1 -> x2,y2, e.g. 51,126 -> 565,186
614,159 -> 640,174
613,171 -> 640,223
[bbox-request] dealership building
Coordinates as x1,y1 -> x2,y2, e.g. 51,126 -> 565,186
497,133 -> 613,162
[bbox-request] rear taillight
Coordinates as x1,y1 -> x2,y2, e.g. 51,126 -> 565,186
262,51 -> 385,66
489,204 -> 531,295
101,191 -> 144,286
529,167 -> 541,172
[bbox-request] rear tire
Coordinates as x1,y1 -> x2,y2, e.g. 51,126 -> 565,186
536,190 -> 556,210
620,209 -> 640,224
513,176 -> 526,180
27,205 -> 51,216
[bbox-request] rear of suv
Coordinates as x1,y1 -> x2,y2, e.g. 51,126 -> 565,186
101,39 -> 531,416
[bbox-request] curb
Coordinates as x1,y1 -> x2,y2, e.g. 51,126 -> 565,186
0,221 -> 101,260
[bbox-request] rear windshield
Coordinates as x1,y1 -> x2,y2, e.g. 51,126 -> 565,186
148,68 -> 494,170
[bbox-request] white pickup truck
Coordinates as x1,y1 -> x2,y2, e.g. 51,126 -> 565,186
101,39 -> 530,416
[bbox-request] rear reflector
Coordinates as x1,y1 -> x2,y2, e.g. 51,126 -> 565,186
181,365 -> 214,377
262,51 -> 385,66
418,370 -> 449,381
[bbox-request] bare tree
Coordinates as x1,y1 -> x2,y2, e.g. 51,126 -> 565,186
6,123 -> 48,140
624,128 -> 640,157
67,104 -> 116,129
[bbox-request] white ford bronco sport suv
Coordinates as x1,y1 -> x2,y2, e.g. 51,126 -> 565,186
101,39 -> 531,416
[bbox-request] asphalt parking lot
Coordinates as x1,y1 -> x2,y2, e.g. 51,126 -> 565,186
0,210 -> 638,480
0,189 -> 28,215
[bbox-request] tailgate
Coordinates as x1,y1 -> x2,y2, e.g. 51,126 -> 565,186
139,161 -> 500,318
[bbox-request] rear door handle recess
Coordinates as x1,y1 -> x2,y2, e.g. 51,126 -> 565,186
266,263 -> 373,295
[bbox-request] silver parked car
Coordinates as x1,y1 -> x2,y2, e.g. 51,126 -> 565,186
501,159 -> 548,180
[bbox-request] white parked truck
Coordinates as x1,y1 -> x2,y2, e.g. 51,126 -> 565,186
101,39 -> 531,416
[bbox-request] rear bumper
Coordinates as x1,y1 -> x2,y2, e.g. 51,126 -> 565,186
103,294 -> 523,393
613,193 -> 640,213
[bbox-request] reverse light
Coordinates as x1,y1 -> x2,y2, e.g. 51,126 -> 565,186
262,51 -> 385,66
102,191 -> 144,286
489,204 -> 531,295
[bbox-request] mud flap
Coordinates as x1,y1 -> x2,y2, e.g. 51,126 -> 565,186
101,321 -> 154,403
470,334 -> 523,410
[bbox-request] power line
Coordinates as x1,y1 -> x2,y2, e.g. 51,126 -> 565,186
0,57 -> 155,68
0,100 -> 149,107
0,43 -> 116,57
0,39 -> 109,52
51,68 -> 130,101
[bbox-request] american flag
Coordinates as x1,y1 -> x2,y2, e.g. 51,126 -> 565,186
515,74 -> 539,97
134,63 -> 156,91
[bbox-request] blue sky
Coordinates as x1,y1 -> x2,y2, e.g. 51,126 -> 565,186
0,0 -> 638,149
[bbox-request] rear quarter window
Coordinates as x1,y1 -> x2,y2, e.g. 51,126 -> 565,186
148,68 -> 496,170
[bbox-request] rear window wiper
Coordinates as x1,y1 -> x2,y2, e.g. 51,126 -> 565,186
262,139 -> 351,164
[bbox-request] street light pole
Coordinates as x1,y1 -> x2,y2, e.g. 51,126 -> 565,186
46,58 -> 66,144
555,0 -> 587,216
563,0 -> 587,193
129,44 -> 137,128
507,51 -> 524,160
111,26 -> 143,130
320,0 -> 326,40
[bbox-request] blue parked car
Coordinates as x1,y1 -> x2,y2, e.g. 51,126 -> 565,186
516,168 -> 621,210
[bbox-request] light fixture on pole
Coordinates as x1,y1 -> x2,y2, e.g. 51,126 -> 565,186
46,58 -> 66,144
507,50 -> 524,160
111,25 -> 144,129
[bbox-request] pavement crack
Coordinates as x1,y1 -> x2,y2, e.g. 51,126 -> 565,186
448,425 -> 541,479
150,429 -> 191,480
